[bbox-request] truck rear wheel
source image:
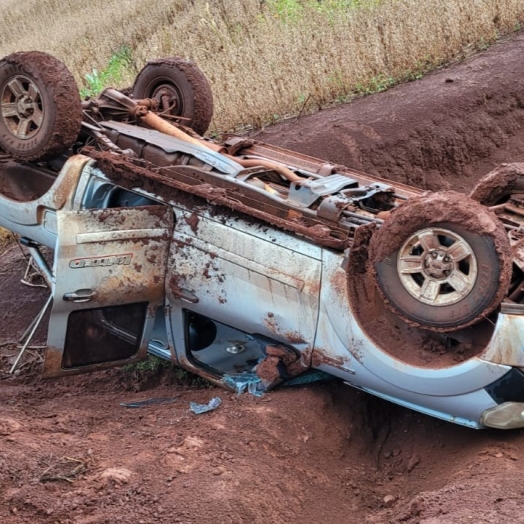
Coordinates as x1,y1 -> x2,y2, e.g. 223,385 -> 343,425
132,58 -> 213,136
0,51 -> 82,162
469,163 -> 524,206
369,191 -> 512,331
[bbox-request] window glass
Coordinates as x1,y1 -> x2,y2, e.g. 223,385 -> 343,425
62,303 -> 147,368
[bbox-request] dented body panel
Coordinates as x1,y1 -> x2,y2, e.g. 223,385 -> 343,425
43,205 -> 173,378
0,155 -> 91,245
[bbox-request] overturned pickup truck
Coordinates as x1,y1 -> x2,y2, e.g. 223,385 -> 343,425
2,51 -> 524,429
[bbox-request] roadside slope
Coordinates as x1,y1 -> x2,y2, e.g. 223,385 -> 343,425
256,31 -> 524,192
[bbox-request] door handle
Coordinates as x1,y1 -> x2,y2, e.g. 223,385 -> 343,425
172,288 -> 199,304
63,289 -> 97,303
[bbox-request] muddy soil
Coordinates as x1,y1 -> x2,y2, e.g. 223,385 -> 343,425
3,31 -> 524,524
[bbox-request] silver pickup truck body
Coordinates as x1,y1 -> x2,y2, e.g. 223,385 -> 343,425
2,147 -> 524,430
2,51 -> 524,430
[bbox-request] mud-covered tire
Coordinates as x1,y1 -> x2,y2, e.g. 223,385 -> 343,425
0,51 -> 82,162
369,191 -> 512,331
132,58 -> 213,136
469,163 -> 524,206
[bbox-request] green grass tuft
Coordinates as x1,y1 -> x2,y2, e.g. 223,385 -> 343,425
80,46 -> 134,98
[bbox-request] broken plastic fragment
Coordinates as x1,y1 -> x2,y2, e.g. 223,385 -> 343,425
189,397 -> 222,414
222,372 -> 265,397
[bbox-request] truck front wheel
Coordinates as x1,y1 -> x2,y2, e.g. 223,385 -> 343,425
369,191 -> 512,331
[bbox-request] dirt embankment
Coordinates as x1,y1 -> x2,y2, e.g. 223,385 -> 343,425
3,31 -> 524,524
256,32 -> 524,193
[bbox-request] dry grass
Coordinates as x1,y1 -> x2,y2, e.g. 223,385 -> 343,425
0,0 -> 523,133
0,227 -> 11,249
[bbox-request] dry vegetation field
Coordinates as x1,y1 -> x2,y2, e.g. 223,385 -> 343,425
0,0 -> 523,132
0,228 -> 10,249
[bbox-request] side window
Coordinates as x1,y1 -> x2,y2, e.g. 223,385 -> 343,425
62,303 -> 147,368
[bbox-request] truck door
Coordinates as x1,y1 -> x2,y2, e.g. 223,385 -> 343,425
166,210 -> 322,383
43,206 -> 173,377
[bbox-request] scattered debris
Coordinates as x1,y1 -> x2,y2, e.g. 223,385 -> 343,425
383,494 -> 397,506
189,397 -> 222,414
407,454 -> 421,472
99,467 -> 133,485
223,373 -> 265,397
120,395 -> 180,408
20,256 -> 48,289
40,456 -> 89,483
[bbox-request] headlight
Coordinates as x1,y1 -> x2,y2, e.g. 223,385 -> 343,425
481,402 -> 524,429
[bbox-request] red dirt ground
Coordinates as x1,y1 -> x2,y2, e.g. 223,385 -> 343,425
3,31 -> 524,524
